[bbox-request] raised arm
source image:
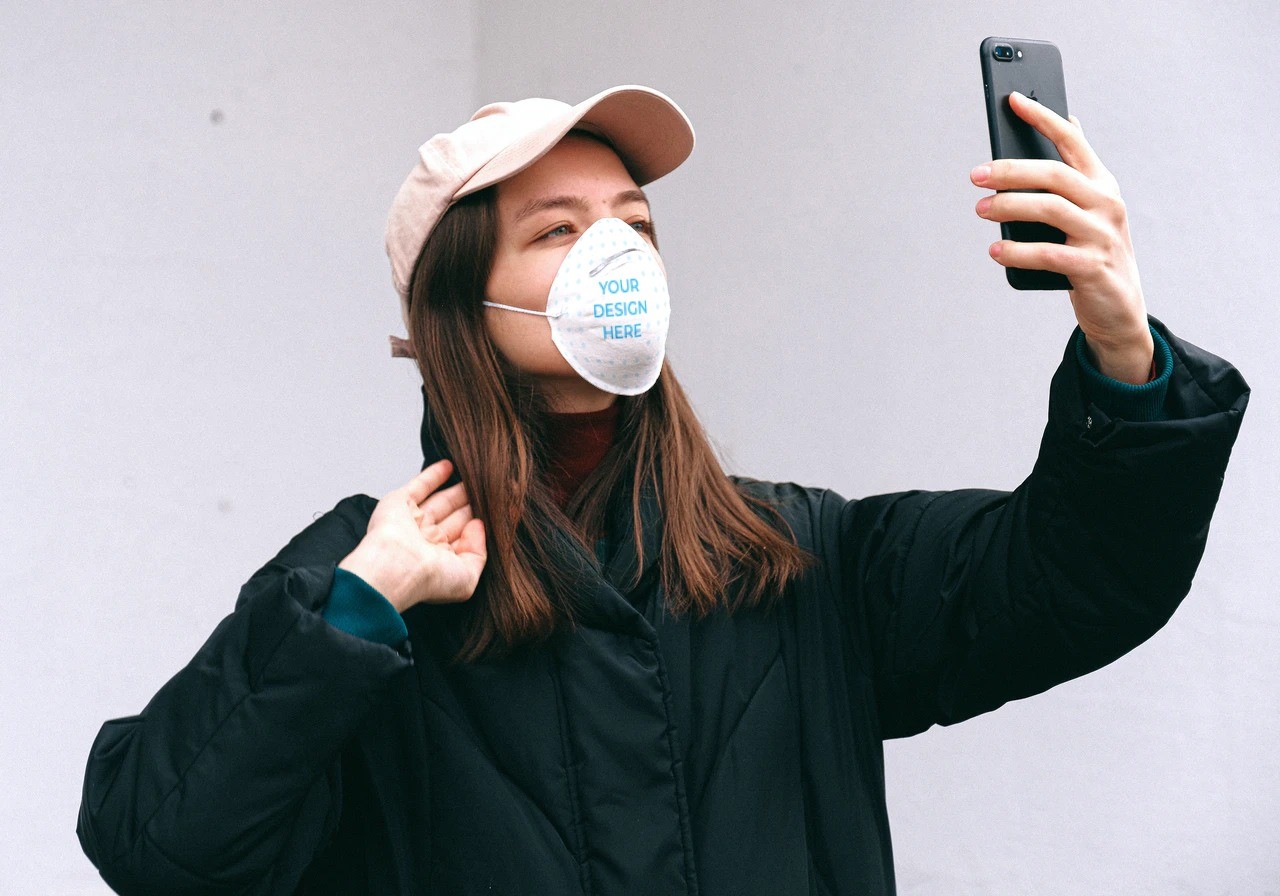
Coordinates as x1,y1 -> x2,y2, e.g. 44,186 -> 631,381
825,316 -> 1248,740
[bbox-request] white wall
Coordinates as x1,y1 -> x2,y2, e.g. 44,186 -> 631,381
0,2 -> 474,892
3,1 -> 1275,893
472,1 -> 1279,893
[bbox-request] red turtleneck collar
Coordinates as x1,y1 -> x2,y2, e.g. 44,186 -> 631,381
543,399 -> 621,510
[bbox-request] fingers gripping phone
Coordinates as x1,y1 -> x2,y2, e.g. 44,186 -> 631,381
979,36 -> 1072,291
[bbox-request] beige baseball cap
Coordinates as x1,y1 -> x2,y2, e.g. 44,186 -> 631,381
383,83 -> 695,341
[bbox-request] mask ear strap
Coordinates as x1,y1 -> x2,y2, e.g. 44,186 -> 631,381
482,301 -> 560,318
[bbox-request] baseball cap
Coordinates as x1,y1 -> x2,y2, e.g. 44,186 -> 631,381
384,83 -> 695,339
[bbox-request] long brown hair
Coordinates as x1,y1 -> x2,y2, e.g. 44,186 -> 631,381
406,132 -> 818,663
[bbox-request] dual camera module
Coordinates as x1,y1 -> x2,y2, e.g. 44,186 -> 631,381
991,43 -> 1021,62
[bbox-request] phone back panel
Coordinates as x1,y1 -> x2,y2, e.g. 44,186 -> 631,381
979,37 -> 1072,291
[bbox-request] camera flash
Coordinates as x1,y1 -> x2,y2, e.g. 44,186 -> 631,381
1016,50 -> 1023,58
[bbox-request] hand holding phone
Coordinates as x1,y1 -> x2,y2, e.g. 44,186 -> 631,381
974,37 -> 1155,379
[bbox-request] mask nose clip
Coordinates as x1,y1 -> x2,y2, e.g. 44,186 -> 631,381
589,246 -> 643,278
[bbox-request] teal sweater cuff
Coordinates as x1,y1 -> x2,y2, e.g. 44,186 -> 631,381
1074,323 -> 1173,422
323,566 -> 409,646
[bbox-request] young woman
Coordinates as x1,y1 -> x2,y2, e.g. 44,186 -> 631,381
78,84 -> 1249,895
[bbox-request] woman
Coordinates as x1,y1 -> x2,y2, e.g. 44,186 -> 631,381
78,84 -> 1249,895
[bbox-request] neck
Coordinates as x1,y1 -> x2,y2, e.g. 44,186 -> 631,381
540,397 -> 621,512
541,378 -> 618,413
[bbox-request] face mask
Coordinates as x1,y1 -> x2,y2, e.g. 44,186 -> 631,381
482,216 -> 670,396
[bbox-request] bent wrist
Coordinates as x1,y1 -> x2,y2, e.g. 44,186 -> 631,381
1083,330 -> 1156,385
338,541 -> 415,613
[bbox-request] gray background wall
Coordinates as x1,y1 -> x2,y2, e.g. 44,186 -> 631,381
2,2 -> 1274,893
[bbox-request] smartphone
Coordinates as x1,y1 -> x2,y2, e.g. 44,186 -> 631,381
979,36 -> 1072,291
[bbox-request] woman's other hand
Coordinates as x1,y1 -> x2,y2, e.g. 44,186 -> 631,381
971,91 -> 1155,384
338,459 -> 487,613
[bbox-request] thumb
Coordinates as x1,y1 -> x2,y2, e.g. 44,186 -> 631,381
457,518 -> 487,558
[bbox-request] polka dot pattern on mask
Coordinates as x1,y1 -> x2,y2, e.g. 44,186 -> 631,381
545,217 -> 670,395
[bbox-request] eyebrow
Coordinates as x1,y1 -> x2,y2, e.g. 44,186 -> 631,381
512,188 -> 650,225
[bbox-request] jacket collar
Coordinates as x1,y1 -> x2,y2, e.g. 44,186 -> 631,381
417,386 -> 663,638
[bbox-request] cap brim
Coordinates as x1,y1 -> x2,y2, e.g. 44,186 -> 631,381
454,84 -> 695,198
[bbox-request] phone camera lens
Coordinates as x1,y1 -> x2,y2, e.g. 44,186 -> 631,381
993,44 -> 1013,61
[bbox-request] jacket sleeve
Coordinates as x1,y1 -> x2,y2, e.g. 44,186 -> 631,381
76,494 -> 414,894
823,314 -> 1249,740
323,566 -> 410,646
1074,322 -> 1173,422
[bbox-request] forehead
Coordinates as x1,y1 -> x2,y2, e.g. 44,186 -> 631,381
495,133 -> 639,211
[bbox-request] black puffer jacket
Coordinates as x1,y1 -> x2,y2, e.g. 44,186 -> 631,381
78,315 -> 1248,895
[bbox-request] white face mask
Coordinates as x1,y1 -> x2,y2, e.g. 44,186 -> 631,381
483,216 -> 670,396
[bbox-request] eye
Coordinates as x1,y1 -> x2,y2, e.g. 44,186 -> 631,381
537,224 -> 572,241
536,219 -> 654,242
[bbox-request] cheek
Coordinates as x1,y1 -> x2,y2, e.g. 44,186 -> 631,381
652,249 -> 667,281
484,308 -> 570,374
488,247 -> 564,310
482,245 -> 574,375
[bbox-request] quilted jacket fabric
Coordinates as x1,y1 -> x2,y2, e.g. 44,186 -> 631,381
77,314 -> 1248,895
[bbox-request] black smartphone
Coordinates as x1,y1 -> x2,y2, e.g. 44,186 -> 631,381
979,36 -> 1072,291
